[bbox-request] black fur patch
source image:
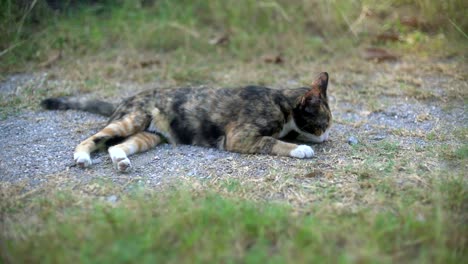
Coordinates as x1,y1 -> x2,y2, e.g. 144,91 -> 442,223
273,93 -> 291,119
281,130 -> 299,140
258,121 -> 282,136
239,85 -> 269,100
293,107 -> 330,135
293,107 -> 310,130
170,118 -> 194,144
105,136 -> 125,147
170,90 -> 195,144
93,135 -> 124,147
40,98 -> 69,110
201,119 -> 223,147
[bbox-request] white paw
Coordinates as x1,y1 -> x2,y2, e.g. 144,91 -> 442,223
117,158 -> 132,172
74,152 -> 92,168
109,147 -> 132,172
290,145 -> 315,159
109,147 -> 126,163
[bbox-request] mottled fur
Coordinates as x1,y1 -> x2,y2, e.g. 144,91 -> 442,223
41,72 -> 332,172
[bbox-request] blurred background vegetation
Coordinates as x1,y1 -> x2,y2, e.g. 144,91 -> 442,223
1,0 -> 467,73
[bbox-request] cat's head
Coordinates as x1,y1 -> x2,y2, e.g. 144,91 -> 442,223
293,72 -> 332,143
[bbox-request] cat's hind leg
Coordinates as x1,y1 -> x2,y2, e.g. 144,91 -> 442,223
74,112 -> 149,168
108,132 -> 162,172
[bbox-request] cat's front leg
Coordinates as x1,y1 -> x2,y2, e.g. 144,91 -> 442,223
224,123 -> 315,158
254,137 -> 315,158
225,131 -> 314,158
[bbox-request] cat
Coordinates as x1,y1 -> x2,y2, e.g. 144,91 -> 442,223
41,72 -> 332,172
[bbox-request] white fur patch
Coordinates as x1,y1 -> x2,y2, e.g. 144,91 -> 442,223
117,158 -> 132,172
290,145 -> 314,159
280,118 -> 330,143
278,118 -> 296,138
296,129 -> 330,143
147,122 -> 157,133
108,147 -> 127,163
74,151 -> 92,168
108,147 -> 132,172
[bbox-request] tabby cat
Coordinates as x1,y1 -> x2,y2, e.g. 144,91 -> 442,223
41,72 -> 332,172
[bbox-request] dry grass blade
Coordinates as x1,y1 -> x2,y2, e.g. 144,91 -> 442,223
39,50 -> 61,68
168,22 -> 200,38
139,59 -> 161,68
0,41 -> 23,58
448,18 -> 468,39
362,47 -> 398,62
209,33 -> 230,46
258,1 -> 291,22
348,5 -> 373,37
376,32 -> 401,42
262,53 -> 284,64
400,16 -> 427,29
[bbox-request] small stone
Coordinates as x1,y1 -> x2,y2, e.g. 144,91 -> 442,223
106,195 -> 118,203
347,136 -> 359,145
371,135 -> 386,141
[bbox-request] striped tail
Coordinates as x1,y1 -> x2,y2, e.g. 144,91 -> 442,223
40,97 -> 116,117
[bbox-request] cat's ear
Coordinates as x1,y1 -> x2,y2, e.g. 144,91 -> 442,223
300,72 -> 329,106
311,72 -> 328,92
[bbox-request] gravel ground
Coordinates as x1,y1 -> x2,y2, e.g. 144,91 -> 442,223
0,72 -> 465,190
0,109 -> 335,187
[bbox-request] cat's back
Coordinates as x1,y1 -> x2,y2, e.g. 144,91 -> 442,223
169,85 -> 305,120
160,85 -> 304,146
113,85 -> 306,117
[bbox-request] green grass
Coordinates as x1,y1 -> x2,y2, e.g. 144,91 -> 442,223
345,140 -> 401,178
2,174 -> 467,263
1,0 -> 467,73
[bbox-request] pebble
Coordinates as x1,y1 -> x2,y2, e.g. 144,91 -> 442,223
370,135 -> 386,141
106,195 -> 118,203
347,136 -> 359,145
